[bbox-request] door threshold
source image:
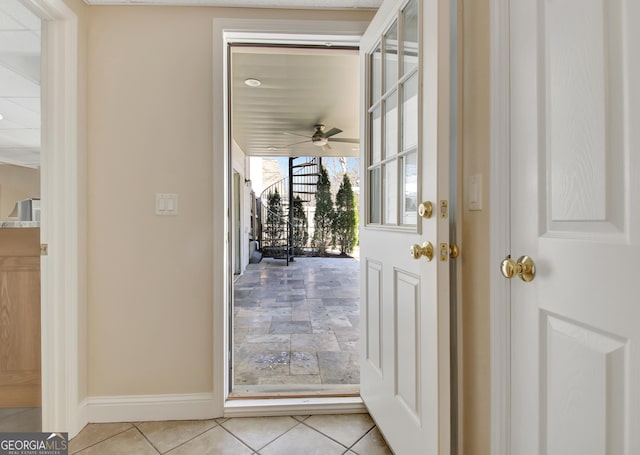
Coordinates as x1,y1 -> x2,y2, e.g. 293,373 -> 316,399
228,384 -> 359,400
224,395 -> 366,418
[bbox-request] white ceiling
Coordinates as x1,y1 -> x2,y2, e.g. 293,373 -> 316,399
232,46 -> 361,158
84,0 -> 381,8
0,0 -> 41,169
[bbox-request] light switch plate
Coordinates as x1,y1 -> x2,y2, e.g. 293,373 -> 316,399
469,174 -> 482,211
156,193 -> 178,216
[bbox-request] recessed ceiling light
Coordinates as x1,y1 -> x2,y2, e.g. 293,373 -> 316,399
267,146 -> 276,151
0,114 -> 3,120
244,78 -> 262,87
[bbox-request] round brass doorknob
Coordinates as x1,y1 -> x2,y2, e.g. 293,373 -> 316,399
500,255 -> 536,282
418,201 -> 433,219
411,242 -> 434,261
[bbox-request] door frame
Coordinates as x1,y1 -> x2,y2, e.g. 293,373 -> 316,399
21,0 -> 83,437
489,0 -> 511,453
212,17 -> 371,416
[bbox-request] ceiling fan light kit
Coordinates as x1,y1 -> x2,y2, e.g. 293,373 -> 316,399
244,78 -> 262,87
284,124 -> 358,149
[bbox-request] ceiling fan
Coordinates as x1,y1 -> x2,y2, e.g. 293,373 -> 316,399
284,124 -> 359,148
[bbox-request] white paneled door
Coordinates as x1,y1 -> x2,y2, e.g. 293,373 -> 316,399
508,0 -> 640,453
359,0 -> 451,453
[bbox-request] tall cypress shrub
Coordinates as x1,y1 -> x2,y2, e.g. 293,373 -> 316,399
312,166 -> 334,255
265,189 -> 284,244
332,173 -> 358,254
292,195 -> 308,252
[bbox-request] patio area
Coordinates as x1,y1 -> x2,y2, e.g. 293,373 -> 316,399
232,256 -> 360,396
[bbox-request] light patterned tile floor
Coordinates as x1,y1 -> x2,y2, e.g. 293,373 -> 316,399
69,414 -> 392,454
233,257 -> 360,391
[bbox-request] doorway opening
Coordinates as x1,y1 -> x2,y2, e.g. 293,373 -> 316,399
228,44 -> 362,398
0,0 -> 42,432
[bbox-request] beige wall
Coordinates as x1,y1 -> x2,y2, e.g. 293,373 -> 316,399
0,165 -> 40,221
86,5 -> 374,397
461,0 -> 491,453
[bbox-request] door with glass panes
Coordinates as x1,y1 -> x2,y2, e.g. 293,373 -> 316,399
359,0 -> 451,453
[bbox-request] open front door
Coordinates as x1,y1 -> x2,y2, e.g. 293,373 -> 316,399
359,0 -> 451,453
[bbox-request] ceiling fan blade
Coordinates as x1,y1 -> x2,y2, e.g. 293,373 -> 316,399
285,139 -> 312,147
283,131 -> 312,139
324,127 -> 343,138
329,138 -> 360,144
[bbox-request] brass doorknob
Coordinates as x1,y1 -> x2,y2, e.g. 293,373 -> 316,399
418,201 -> 433,219
500,255 -> 536,282
411,242 -> 434,261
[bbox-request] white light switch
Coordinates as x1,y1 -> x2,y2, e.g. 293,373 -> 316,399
469,174 -> 482,211
156,193 -> 178,216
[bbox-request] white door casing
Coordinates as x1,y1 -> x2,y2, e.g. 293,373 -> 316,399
20,0 -> 83,437
359,0 -> 451,453
502,0 -> 640,454
213,18 -> 370,415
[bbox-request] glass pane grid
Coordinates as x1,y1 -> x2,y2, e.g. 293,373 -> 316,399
365,0 -> 419,229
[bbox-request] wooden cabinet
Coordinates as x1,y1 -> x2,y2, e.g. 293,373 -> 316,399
0,228 -> 40,407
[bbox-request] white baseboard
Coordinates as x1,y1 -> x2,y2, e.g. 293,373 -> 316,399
224,396 -> 366,418
84,393 -> 218,423
73,399 -> 89,439
81,393 -> 365,426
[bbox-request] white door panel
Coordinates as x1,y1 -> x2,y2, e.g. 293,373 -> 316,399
359,0 -> 451,453
509,0 -> 640,453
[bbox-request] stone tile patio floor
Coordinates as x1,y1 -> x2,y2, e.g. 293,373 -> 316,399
233,257 -> 360,392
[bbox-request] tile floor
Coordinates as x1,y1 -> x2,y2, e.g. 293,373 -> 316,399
233,257 -> 360,392
0,407 -> 41,432
69,413 -> 392,454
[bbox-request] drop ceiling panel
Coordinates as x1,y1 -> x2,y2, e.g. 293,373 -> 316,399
0,98 -> 40,128
0,9 -> 24,30
9,97 -> 39,113
0,64 -> 39,97
0,31 -> 40,54
0,1 -> 41,30
84,0 -> 381,8
0,149 -> 39,167
0,0 -> 40,168
0,129 -> 40,148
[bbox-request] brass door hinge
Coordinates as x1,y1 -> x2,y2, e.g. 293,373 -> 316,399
40,244 -> 48,256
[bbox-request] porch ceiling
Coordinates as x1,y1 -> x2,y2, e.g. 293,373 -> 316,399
231,46 -> 361,158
